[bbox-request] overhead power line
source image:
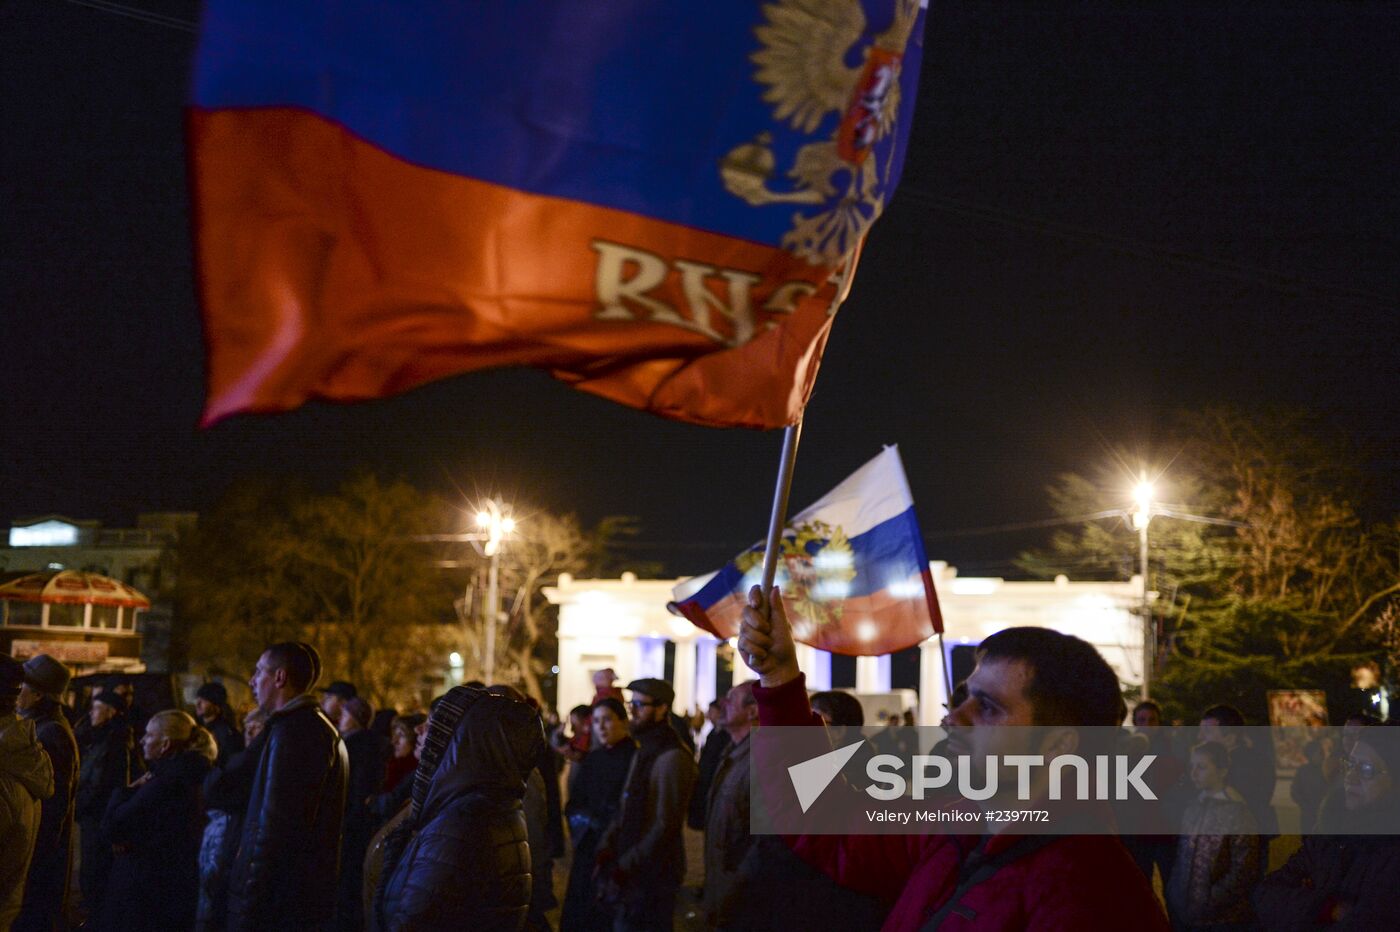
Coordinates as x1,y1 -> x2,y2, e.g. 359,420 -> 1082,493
923,509 -> 1128,539
59,0 -> 197,32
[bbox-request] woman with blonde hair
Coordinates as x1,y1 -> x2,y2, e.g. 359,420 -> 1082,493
97,709 -> 213,931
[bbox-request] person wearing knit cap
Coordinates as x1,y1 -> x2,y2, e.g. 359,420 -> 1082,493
1,654 -> 55,931
376,686 -> 546,930
1255,722 -> 1400,928
15,654 -> 79,932
76,682 -> 142,918
195,681 -> 245,769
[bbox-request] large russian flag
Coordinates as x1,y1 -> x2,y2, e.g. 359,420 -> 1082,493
189,1 -> 927,428
671,446 -> 942,655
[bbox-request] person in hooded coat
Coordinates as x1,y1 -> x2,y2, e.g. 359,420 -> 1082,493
1,654 -> 55,931
98,710 -> 214,932
376,685 -> 546,932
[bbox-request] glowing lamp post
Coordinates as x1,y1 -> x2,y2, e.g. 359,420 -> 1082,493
1132,476 -> 1155,701
476,500 -> 516,685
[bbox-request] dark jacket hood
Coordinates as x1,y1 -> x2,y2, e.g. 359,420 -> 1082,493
418,694 -> 544,825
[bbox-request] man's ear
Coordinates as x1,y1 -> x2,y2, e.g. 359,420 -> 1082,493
1039,726 -> 1080,758
273,667 -> 289,689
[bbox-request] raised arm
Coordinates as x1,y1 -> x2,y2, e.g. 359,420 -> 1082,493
739,585 -> 934,902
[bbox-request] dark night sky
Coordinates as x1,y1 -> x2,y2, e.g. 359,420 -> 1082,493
2,1 -> 1396,578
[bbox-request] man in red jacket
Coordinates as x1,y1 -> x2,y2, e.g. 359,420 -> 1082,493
737,585 -> 1168,931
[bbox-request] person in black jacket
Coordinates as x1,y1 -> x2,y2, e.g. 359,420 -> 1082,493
15,654 -> 79,932
195,681 -> 245,769
75,688 -> 141,918
98,710 -> 214,931
561,697 -> 635,932
337,695 -> 386,932
376,685 -> 545,931
226,642 -> 348,932
688,700 -> 730,831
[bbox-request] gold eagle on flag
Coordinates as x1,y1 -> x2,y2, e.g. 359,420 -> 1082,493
720,0 -> 921,266
735,520 -> 856,639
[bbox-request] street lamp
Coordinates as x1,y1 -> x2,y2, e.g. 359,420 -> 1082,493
1132,474 -> 1155,701
475,499 -> 517,684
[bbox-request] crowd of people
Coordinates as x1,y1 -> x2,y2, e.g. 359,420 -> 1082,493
2,591 -> 1398,930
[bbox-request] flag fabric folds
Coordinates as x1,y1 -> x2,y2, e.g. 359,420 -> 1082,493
189,1 -> 927,428
670,446 -> 942,656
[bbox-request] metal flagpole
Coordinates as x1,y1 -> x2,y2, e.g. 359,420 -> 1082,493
937,630 -> 953,698
758,420 -> 804,597
748,242 -> 863,654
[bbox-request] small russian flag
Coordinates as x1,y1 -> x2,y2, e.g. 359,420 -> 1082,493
671,446 -> 942,656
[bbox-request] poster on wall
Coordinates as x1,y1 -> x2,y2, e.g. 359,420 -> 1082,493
1267,689 -> 1329,770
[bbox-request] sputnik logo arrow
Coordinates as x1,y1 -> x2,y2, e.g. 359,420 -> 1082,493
788,741 -> 865,813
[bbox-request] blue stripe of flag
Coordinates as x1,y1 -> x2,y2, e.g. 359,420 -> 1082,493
684,507 -> 929,611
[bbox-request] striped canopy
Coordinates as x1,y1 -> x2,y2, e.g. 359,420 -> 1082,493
0,570 -> 150,608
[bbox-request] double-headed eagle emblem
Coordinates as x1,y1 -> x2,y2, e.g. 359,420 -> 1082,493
721,0 -> 920,266
736,520 -> 856,639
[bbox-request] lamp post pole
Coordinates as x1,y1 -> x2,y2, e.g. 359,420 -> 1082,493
1139,514 -> 1151,700
476,500 -> 515,687
484,545 -> 500,685
1133,475 -> 1154,701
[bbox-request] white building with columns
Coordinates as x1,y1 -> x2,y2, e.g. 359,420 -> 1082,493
544,562 -> 1148,725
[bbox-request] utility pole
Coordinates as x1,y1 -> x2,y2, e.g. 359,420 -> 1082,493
1133,475 -> 1154,701
476,499 -> 516,686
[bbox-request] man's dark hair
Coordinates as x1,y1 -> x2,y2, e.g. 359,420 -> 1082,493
1201,704 -> 1246,727
591,696 -> 627,721
264,641 -> 316,693
977,627 -> 1126,728
811,690 -> 865,727
1133,700 -> 1162,719
569,704 -> 592,720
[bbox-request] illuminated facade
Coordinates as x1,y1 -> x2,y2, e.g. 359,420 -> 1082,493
544,562 -> 1148,724
1,513 -> 194,672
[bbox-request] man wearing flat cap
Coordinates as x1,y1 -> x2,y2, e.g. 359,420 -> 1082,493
15,654 -> 79,932
596,678 -> 697,931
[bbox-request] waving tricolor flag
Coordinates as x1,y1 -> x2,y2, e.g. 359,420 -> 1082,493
189,1 -> 926,428
671,446 -> 942,655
